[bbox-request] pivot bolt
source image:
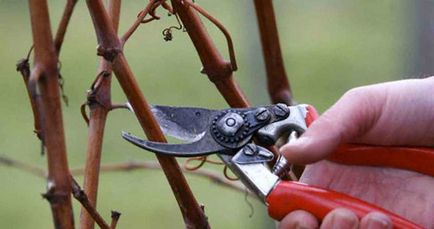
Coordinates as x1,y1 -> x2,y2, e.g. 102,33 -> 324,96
216,112 -> 244,137
243,144 -> 257,156
273,103 -> 290,118
226,118 -> 236,127
255,108 -> 271,121
258,149 -> 274,159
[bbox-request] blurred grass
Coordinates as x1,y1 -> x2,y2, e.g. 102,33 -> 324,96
0,0 -> 412,228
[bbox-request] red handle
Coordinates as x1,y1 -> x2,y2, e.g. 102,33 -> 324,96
329,144 -> 434,177
267,181 -> 423,229
305,104 -> 434,177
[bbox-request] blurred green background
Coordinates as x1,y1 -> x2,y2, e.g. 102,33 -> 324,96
0,0 -> 431,228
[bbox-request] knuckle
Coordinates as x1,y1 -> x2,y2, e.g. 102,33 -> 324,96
321,208 -> 359,229
279,210 -> 318,229
342,86 -> 371,102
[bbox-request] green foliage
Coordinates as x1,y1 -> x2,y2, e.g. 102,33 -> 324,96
0,0 -> 410,228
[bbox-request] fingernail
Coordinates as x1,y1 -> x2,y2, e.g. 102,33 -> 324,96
293,219 -> 317,229
331,211 -> 358,229
280,137 -> 307,154
295,223 -> 314,229
366,216 -> 392,229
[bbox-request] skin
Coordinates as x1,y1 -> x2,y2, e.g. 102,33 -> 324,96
279,77 -> 434,228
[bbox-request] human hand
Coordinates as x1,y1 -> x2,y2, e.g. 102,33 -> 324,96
279,77 -> 434,228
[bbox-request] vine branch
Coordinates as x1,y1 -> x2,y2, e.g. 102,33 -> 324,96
27,0 -> 74,227
19,0 -> 78,145
80,1 -> 122,228
54,0 -> 78,53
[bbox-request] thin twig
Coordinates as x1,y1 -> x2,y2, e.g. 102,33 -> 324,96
54,0 -> 78,53
110,211 -> 121,229
140,0 -> 164,24
121,0 -> 158,44
72,178 -> 111,229
109,103 -> 129,111
0,155 -> 46,178
0,156 -> 253,198
74,161 -> 250,196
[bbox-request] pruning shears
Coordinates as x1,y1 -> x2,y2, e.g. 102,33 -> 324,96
122,104 -> 434,228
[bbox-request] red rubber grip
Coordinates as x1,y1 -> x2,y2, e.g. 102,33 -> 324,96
303,106 -> 434,177
304,105 -> 318,127
267,181 -> 423,229
329,144 -> 434,177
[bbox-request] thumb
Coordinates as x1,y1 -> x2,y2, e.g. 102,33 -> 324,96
281,88 -> 383,164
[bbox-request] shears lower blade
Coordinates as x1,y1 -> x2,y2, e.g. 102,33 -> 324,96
122,131 -> 227,157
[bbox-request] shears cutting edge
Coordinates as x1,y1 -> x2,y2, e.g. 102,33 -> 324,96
122,103 -> 434,228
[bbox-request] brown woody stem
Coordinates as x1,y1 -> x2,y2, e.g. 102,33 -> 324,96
80,1 -> 122,228
20,0 -> 76,146
80,105 -> 109,229
54,0 -> 78,53
27,0 -> 74,227
253,0 -> 293,105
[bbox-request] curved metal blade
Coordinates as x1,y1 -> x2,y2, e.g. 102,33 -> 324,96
151,105 -> 217,142
122,131 -> 228,157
